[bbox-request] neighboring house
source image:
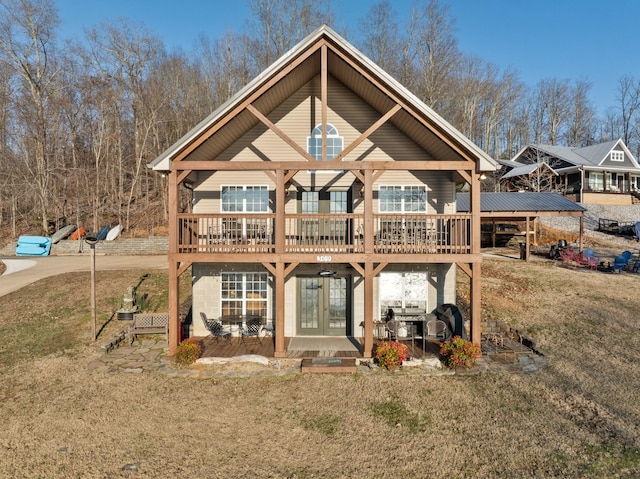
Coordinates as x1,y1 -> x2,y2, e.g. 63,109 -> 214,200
149,25 -> 497,357
499,139 -> 640,205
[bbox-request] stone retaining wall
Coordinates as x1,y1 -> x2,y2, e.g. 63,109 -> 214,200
0,236 -> 168,256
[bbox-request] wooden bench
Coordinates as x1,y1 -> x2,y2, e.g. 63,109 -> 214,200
129,313 -> 169,344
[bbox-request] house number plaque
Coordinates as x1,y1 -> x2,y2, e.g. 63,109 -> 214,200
317,255 -> 332,262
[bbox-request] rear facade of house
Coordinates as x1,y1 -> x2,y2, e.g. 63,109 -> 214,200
150,26 -> 497,357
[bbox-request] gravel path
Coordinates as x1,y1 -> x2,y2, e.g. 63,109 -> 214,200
538,203 -> 640,249
540,203 -> 640,233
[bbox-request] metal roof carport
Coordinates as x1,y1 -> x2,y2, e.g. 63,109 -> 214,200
457,192 -> 586,261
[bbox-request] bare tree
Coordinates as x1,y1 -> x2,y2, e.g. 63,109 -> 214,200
488,69 -> 525,160
83,18 -> 164,229
0,0 -> 61,232
246,0 -> 334,71
505,147 -> 561,192
564,79 -> 596,147
358,1 -> 402,74
413,0 -> 460,110
196,31 -> 255,110
528,78 -> 571,145
615,75 -> 640,148
544,78 -> 570,145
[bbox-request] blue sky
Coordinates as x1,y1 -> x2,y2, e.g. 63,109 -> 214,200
55,0 -> 640,116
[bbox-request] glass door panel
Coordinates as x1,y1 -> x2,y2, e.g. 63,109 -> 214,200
327,277 -> 347,331
298,276 -> 349,335
299,278 -> 321,333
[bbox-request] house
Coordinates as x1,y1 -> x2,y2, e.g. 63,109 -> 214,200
149,25 -> 498,357
499,139 -> 640,205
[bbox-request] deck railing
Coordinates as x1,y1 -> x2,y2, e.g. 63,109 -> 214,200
177,213 -> 472,255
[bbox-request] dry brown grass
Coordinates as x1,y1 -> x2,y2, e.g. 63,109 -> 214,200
1,255 -> 640,478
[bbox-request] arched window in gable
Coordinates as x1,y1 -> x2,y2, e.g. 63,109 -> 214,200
307,124 -> 343,160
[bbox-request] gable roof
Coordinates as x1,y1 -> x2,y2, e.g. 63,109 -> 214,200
510,139 -> 638,170
501,162 -> 558,180
457,192 -> 586,213
149,25 -> 497,172
573,139 -> 620,165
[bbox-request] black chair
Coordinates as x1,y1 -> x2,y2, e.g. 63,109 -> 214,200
241,317 -> 264,346
200,312 -> 231,341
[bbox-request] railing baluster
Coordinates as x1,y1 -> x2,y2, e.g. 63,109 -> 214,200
177,213 -> 471,255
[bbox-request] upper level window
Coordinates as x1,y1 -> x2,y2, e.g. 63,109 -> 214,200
611,151 -> 624,162
307,124 -> 343,161
379,186 -> 427,213
221,186 -> 268,212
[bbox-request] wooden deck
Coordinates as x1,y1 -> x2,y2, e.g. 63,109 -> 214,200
198,336 -> 440,359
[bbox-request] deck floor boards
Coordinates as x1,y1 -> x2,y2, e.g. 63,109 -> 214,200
198,336 -> 438,359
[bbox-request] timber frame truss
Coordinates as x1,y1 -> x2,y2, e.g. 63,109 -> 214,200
163,39 -> 486,357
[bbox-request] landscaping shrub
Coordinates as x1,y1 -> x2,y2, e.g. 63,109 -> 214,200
374,341 -> 409,370
175,338 -> 202,366
439,336 -> 481,369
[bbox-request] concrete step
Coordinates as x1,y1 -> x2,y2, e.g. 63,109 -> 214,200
301,357 -> 357,373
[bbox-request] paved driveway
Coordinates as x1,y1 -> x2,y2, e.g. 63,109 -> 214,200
0,255 -> 168,297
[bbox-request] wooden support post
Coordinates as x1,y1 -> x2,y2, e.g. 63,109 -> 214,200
168,170 -> 179,356
363,261 -> 374,358
168,260 -> 180,355
525,216 -> 530,262
321,45 -> 328,162
471,172 -> 481,254
275,169 -> 285,255
579,215 -> 584,251
275,262 -> 286,357
470,262 -> 481,346
470,170 -> 482,346
364,169 -> 373,255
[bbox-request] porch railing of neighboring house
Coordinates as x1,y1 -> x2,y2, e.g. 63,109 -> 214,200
177,213 -> 472,255
583,185 -> 632,194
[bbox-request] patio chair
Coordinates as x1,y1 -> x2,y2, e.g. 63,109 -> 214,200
621,250 -> 633,262
385,319 -> 418,353
612,255 -> 628,273
200,312 -> 231,341
241,317 -> 264,346
426,319 -> 448,340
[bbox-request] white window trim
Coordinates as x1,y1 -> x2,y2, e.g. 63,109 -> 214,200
219,272 -> 270,322
220,185 -> 269,213
588,172 -> 604,191
378,272 -> 428,319
307,123 -> 344,173
378,185 -> 428,213
611,151 -> 624,162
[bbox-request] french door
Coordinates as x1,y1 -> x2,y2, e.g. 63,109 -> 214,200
298,276 -> 349,336
299,190 -> 349,245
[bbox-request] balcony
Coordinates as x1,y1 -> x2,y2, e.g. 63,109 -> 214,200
177,213 -> 472,255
